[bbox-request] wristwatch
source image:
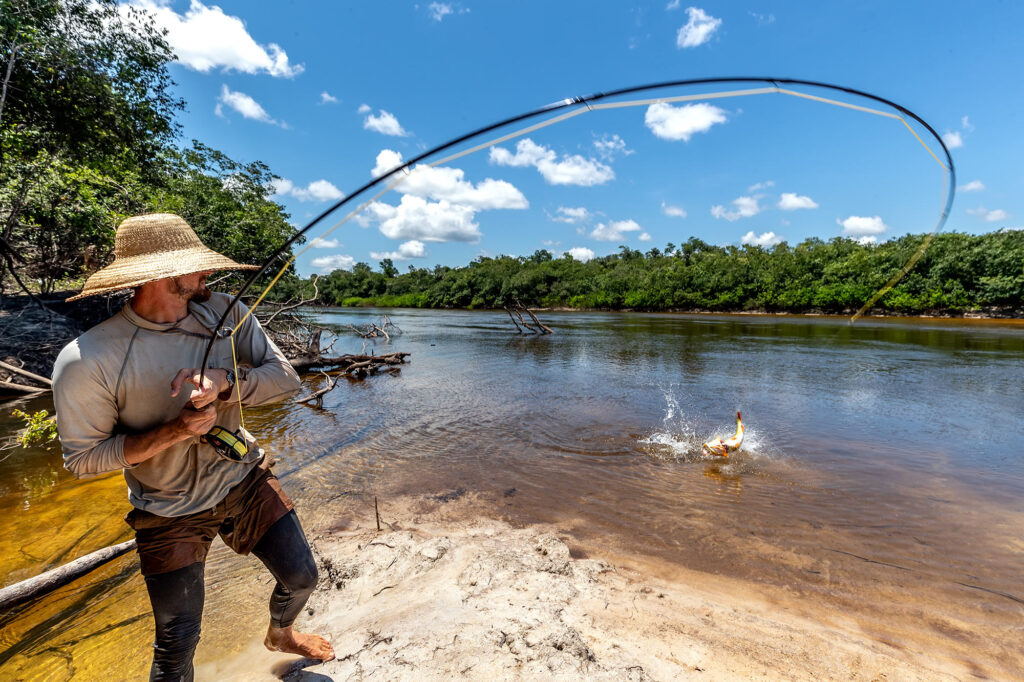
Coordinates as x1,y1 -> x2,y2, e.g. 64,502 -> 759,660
223,368 -> 236,394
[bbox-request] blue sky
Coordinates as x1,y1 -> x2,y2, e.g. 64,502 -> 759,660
120,1 -> 1024,277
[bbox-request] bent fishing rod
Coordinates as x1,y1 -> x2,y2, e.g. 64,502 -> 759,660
198,76 -> 956,385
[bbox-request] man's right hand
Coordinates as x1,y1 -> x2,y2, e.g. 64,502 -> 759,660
176,404 -> 217,437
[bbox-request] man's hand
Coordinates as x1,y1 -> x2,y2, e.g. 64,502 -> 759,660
175,403 -> 217,436
171,368 -> 229,409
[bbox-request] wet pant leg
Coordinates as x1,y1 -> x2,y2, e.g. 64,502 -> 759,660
251,510 -> 318,628
144,562 -> 205,682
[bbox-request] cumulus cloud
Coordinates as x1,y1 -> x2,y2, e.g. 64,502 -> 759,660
271,177 -> 344,202
741,230 -> 782,247
593,134 -> 632,160
364,196 -> 481,243
661,202 -> 687,218
856,236 -> 877,245
644,102 -> 727,142
638,232 -> 652,242
839,215 -> 888,237
777,192 -> 819,210
665,0 -> 681,9
961,115 -> 975,132
428,2 -> 453,21
121,0 -> 302,77
551,206 -> 591,224
490,139 -> 614,186
370,240 -> 427,261
958,180 -> 985,192
942,131 -> 963,149
357,103 -> 371,114
566,247 -> 595,262
676,7 -> 722,48
311,254 -> 356,273
216,85 -> 283,126
711,195 -> 761,221
370,150 -> 527,210
589,219 -> 643,242
967,207 -> 1009,222
748,180 -> 774,192
310,237 -> 340,248
363,109 -> 410,137
320,91 -> 338,104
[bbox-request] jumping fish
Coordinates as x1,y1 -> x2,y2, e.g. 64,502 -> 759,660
702,411 -> 744,457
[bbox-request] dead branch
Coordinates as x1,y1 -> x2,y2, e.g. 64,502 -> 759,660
0,359 -> 52,387
503,299 -> 552,334
295,370 -> 338,408
261,276 -> 319,329
1,378 -> 48,397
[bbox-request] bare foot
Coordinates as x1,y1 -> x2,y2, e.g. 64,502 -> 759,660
265,625 -> 335,661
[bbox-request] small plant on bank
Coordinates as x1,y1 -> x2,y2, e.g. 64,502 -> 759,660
11,409 -> 59,449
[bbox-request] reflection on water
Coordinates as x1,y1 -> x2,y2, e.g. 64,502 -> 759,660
2,310 -> 1023,678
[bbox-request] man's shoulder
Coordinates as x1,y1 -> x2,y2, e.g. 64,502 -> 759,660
188,292 -> 251,327
53,312 -> 132,383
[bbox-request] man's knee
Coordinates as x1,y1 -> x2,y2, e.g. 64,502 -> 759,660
284,554 -> 318,596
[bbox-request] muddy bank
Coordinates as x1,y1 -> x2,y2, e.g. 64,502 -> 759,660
200,494 -> 969,682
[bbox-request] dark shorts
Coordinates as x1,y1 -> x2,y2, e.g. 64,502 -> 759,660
125,464 -> 294,576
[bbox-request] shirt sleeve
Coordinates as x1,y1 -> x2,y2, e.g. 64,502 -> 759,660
51,342 -> 131,478
221,301 -> 301,406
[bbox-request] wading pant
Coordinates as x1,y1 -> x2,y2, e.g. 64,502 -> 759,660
143,510 -> 318,682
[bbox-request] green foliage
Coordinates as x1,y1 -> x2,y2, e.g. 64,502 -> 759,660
11,408 -> 58,448
307,231 -> 1024,316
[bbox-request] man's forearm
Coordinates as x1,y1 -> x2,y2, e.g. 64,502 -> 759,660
123,419 -> 192,466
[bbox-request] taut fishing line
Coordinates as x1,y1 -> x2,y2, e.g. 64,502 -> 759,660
198,77 -> 956,395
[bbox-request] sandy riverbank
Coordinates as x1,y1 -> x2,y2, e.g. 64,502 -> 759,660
198,493 -> 967,682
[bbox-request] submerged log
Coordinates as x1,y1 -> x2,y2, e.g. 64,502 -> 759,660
291,352 -> 410,374
0,539 -> 137,612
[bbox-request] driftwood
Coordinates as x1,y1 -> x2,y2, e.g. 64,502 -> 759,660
348,315 -> 401,340
295,352 -> 410,407
504,299 -> 553,334
0,359 -> 51,387
0,378 -> 47,397
0,539 -> 137,612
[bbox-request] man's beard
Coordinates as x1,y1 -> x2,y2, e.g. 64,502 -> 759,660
172,277 -> 212,303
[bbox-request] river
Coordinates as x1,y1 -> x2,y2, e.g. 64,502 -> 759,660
1,309 -> 1022,678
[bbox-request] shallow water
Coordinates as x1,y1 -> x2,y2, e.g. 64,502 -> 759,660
2,309 -> 1023,678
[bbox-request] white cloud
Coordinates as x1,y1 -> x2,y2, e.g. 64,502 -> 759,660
216,85 -> 283,126
589,219 -> 643,242
676,7 -> 722,48
428,2 -> 453,21
741,230 -> 782,247
942,131 -> 963,149
357,103 -> 371,114
644,102 -> 727,142
593,134 -> 632,160
839,215 -> 888,236
958,180 -> 985,192
370,240 -> 427,261
638,232 -> 652,242
711,195 -> 761,221
661,202 -> 687,218
490,139 -> 614,186
271,177 -> 344,202
566,247 -> 595,262
122,0 -> 302,77
749,11 -> 775,25
371,150 -> 527,210
748,180 -> 774,192
363,109 -> 410,137
777,192 -> 819,210
311,254 -> 356,273
967,207 -> 1009,222
310,237 -> 340,249
665,0 -> 681,9
551,206 -> 591,224
320,91 -> 338,104
366,196 -> 482,243
542,239 -> 562,247
856,236 -> 877,245
961,115 -> 974,132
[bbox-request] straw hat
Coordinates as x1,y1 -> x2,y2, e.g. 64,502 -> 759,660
66,213 -> 258,301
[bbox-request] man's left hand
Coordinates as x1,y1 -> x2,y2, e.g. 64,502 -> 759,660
171,368 -> 229,408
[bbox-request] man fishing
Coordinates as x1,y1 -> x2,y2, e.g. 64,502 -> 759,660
52,213 -> 334,680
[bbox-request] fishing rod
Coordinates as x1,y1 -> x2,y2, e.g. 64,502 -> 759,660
197,75 -> 956,391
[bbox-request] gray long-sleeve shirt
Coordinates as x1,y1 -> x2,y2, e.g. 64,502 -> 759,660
52,292 -> 301,517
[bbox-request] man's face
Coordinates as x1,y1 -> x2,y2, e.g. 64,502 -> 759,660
171,271 -> 213,303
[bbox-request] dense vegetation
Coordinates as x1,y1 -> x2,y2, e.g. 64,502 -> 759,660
285,231 -> 1024,315
0,0 -> 295,298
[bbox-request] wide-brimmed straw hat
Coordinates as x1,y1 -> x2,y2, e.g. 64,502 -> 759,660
66,213 -> 258,301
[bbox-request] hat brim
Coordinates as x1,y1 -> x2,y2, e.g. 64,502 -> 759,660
65,247 -> 259,302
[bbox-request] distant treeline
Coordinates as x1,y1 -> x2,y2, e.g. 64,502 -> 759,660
279,231 -> 1024,315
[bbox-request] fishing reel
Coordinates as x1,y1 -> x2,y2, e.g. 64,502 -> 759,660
201,425 -> 250,462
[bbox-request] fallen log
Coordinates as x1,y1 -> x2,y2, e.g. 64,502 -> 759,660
0,539 -> 137,612
291,352 -> 410,373
0,359 -> 52,387
0,378 -> 48,397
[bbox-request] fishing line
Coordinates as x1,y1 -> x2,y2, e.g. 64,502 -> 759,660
200,77 -> 956,384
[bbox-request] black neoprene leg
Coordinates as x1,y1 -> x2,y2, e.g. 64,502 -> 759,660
251,510 -> 318,628
144,562 -> 205,682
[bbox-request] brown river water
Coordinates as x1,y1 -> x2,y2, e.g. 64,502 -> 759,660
1,309 -> 1022,679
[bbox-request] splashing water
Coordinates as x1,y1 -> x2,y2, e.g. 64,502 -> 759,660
639,387 -> 771,463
